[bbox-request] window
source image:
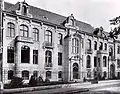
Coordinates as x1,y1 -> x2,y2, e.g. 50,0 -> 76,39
87,39 -> 91,49
86,55 -> 91,68
72,38 -> 79,53
33,50 -> 38,64
46,71 -> 51,79
8,70 -> 14,80
98,58 -> 100,67
33,28 -> 39,41
94,56 -> 97,67
94,41 -> 97,50
104,43 -> 107,50
45,30 -> 52,43
58,71 -> 62,78
117,59 -> 120,68
7,46 -> 14,63
58,53 -> 62,65
109,47 -> 113,56
21,46 -> 30,63
45,51 -> 52,67
87,70 -> 91,78
22,70 -> 29,80
99,42 -> 103,50
103,56 -> 107,67
117,46 -> 120,54
20,24 -> 28,37
58,33 -> 63,45
7,22 -> 15,37
33,71 -> 38,78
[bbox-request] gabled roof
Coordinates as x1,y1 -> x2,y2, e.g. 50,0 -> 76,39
4,1 -> 94,33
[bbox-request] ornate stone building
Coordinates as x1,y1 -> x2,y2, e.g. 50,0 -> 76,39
0,0 -> 120,84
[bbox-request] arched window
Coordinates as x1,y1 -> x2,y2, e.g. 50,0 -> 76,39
46,71 -> 51,79
7,46 -> 14,63
109,47 -> 113,56
58,71 -> 62,78
104,43 -> 107,50
21,46 -> 30,63
8,70 -> 14,80
45,30 -> 52,44
33,28 -> 39,41
94,41 -> 97,50
72,38 -> 79,53
103,56 -> 107,67
45,51 -> 52,67
22,70 -> 29,80
86,55 -> 91,68
22,5 -> 27,15
99,42 -> 103,50
58,33 -> 63,45
7,22 -> 15,37
20,24 -> 29,37
87,39 -> 91,49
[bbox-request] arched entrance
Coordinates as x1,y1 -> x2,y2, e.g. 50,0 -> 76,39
73,63 -> 79,79
110,64 -> 115,79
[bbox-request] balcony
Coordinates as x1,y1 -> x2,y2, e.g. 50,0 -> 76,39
85,49 -> 93,54
109,56 -> 116,61
42,42 -> 54,49
15,36 -> 33,44
45,63 -> 53,70
97,50 -> 107,54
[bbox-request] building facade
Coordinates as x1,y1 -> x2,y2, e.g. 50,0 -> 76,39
0,0 -> 120,84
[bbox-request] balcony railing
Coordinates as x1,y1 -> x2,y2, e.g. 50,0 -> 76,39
45,63 -> 53,70
108,56 -> 116,61
97,50 -> 107,54
15,36 -> 33,44
42,42 -> 54,49
85,49 -> 93,54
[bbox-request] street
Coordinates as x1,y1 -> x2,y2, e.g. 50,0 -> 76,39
12,80 -> 120,94
80,83 -> 120,94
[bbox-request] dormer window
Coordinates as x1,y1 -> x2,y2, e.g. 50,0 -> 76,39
22,5 -> 27,15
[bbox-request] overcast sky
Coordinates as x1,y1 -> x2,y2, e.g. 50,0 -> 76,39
4,0 -> 120,32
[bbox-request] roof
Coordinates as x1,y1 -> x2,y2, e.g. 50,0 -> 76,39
4,1 -> 94,33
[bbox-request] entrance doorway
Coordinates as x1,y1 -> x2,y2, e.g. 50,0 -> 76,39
110,64 -> 115,79
73,63 -> 79,79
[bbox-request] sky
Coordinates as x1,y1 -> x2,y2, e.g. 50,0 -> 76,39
4,0 -> 120,32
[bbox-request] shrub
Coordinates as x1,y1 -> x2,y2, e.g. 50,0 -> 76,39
9,76 -> 23,88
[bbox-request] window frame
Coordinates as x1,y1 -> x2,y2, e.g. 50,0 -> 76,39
33,50 -> 38,64
45,30 -> 52,44
21,46 -> 30,63
20,24 -> 29,37
58,33 -> 63,45
8,70 -> 14,80
58,52 -> 62,65
45,51 -> 52,66
7,22 -> 15,37
22,70 -> 29,80
103,56 -> 107,67
72,38 -> 79,54
86,55 -> 91,68
33,28 -> 39,41
46,71 -> 52,79
7,46 -> 14,63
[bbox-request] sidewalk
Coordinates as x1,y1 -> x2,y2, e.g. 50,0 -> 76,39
2,79 -> 120,94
